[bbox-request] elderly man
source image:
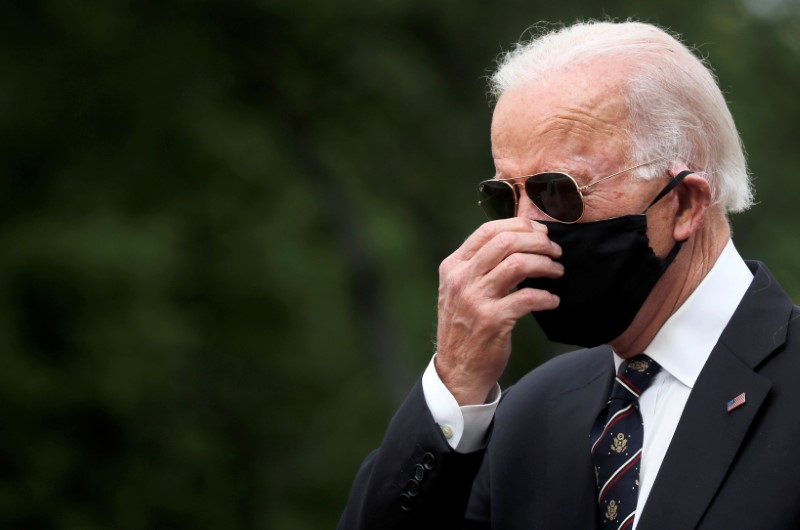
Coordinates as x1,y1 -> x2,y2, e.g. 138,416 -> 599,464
339,21 -> 800,529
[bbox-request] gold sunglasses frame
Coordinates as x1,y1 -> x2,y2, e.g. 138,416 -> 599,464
478,156 -> 669,223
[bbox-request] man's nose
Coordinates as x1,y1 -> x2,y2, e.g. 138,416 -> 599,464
516,187 -> 550,221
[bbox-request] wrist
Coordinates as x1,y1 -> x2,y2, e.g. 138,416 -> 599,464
434,354 -> 497,406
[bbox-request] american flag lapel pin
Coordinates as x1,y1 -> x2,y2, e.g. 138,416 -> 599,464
727,392 -> 747,412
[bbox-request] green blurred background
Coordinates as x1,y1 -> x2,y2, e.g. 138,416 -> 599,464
3,0 -> 800,528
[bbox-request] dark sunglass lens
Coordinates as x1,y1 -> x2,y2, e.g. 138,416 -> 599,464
478,180 -> 516,220
525,173 -> 583,222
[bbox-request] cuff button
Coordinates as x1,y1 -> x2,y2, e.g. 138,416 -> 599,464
441,424 -> 455,439
422,452 -> 436,470
400,493 -> 412,511
414,464 -> 425,482
406,479 -> 420,497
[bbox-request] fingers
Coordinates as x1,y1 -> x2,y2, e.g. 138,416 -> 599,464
482,252 -> 564,295
501,285 -> 560,318
441,218 -> 564,300
434,218 -> 564,405
469,230 -> 562,278
453,217 -> 549,262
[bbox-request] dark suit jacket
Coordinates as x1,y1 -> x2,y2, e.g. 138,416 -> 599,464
339,262 -> 800,529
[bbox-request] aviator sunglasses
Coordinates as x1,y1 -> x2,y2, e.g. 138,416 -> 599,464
478,157 -> 668,223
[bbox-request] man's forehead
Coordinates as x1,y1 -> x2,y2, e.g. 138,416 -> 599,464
491,82 -> 629,162
488,59 -> 636,180
491,60 -> 630,132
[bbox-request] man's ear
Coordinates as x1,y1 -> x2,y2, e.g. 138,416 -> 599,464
673,173 -> 712,241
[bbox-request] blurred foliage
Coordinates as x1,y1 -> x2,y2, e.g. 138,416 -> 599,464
2,0 -> 800,528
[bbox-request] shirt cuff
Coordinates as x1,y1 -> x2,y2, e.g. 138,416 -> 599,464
421,354 -> 501,453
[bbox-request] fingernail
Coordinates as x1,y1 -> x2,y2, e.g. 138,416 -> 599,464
552,242 -> 562,255
531,220 -> 547,233
554,261 -> 565,273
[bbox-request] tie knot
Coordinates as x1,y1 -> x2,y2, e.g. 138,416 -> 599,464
610,354 -> 661,402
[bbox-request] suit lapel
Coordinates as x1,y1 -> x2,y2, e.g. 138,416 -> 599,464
636,344 -> 772,528
637,262 -> 793,529
545,348 -> 613,530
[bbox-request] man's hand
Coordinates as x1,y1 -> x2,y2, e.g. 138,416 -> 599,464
435,218 -> 564,405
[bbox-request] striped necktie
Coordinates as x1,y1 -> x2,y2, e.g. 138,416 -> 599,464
590,354 -> 661,530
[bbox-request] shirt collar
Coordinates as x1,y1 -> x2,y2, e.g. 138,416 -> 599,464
614,239 -> 753,388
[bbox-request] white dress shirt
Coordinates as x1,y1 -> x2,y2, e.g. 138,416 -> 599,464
422,239 -> 753,527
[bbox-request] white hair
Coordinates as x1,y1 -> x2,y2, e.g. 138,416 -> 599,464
489,21 -> 753,213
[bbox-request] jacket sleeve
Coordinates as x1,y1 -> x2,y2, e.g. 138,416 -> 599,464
338,379 -> 491,530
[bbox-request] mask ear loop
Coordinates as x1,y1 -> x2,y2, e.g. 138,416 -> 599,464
642,170 -> 694,213
641,169 -> 695,261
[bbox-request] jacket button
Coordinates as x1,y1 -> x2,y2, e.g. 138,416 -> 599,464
400,493 -> 412,511
413,464 -> 425,482
406,478 -> 420,497
422,452 -> 436,470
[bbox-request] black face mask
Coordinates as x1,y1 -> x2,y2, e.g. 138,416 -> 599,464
519,170 -> 692,348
